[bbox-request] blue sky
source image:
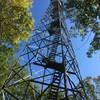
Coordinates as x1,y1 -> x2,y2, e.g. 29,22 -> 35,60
31,0 -> 100,79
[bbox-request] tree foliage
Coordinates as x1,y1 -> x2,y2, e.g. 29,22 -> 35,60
82,77 -> 97,100
0,0 -> 34,45
66,77 -> 97,100
0,0 -> 34,82
0,0 -> 35,99
66,0 -> 100,57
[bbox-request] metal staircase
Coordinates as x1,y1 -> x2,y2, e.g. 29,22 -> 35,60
49,35 -> 60,61
48,71 -> 62,100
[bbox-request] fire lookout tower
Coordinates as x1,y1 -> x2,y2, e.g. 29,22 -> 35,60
1,0 -> 88,100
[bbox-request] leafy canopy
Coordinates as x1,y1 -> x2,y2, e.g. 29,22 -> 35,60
0,0 -> 35,99
66,0 -> 100,57
0,0 -> 34,45
0,0 -> 34,83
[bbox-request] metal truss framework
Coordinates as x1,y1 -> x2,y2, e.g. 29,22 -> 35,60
0,0 -> 88,100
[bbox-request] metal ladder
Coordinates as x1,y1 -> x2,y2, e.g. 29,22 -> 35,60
48,71 -> 62,100
49,34 -> 60,61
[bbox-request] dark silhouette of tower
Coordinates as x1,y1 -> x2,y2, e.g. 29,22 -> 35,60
0,0 -> 88,100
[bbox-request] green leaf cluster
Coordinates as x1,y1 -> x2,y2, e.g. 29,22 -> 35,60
0,0 -> 34,45
66,0 -> 100,56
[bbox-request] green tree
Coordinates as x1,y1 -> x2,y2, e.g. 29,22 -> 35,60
0,0 -> 34,45
93,76 -> 100,99
77,77 -> 97,100
66,77 -> 97,100
66,0 -> 100,57
0,0 -> 33,85
0,0 -> 35,99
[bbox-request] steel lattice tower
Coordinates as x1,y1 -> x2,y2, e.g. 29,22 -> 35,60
0,0 -> 88,100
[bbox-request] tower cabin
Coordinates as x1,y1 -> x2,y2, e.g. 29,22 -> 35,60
47,0 -> 62,35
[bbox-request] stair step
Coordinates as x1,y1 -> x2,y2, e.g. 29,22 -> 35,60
51,90 -> 58,92
53,77 -> 60,79
53,81 -> 60,84
53,83 -> 59,86
51,87 -> 58,90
